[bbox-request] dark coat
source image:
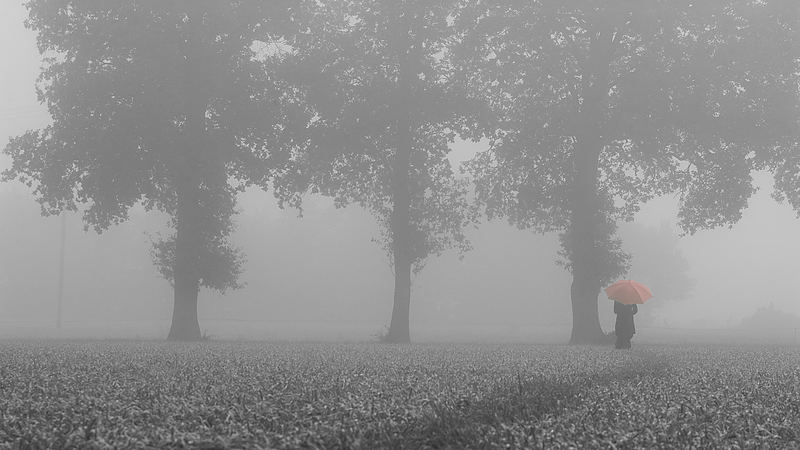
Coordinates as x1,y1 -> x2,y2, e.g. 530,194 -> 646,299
614,302 -> 638,340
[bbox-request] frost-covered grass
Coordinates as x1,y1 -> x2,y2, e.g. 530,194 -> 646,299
0,341 -> 798,449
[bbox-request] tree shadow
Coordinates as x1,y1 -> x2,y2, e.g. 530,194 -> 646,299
373,351 -> 672,449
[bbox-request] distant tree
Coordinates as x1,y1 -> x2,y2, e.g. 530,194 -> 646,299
454,0 -> 799,343
619,222 -> 693,308
290,0 -> 480,342
738,303 -> 800,331
3,0 -> 309,340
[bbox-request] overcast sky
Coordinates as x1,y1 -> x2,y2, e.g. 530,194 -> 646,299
1,1 -> 799,340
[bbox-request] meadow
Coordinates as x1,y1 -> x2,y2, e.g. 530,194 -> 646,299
0,340 -> 798,449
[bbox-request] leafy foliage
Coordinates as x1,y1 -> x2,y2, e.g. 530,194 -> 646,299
291,0 -> 480,274
557,208 -> 631,289
766,122 -> 800,216
2,1 -> 309,293
1,341 -> 799,448
150,229 -> 246,293
454,0 -> 799,237
452,0 -> 798,340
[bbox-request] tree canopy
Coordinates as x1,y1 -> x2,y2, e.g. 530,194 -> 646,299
289,0 -> 480,341
3,0 -> 310,339
3,0 -> 796,343
453,0 -> 799,342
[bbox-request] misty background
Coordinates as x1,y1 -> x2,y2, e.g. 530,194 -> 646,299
2,1 -> 799,341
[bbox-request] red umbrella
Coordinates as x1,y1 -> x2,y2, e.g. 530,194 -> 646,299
605,280 -> 653,305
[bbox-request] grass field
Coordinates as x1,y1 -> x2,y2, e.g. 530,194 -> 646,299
1,341 -> 798,449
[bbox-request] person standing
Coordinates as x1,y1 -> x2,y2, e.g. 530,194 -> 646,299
614,302 -> 638,349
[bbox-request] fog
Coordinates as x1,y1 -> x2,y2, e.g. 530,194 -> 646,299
2,1 -> 799,343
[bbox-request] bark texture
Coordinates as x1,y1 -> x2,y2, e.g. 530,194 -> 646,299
386,87 -> 413,344
569,24 -> 614,344
168,183 -> 202,341
386,21 -> 414,344
168,2 -> 207,341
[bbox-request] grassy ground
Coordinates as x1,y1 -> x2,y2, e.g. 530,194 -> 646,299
0,341 -> 798,449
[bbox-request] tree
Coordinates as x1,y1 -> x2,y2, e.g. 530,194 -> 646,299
3,0 -> 308,340
738,303 -> 800,331
454,0 -> 799,343
760,4 -> 800,215
618,221 -> 693,322
291,0 -> 479,342
770,144 -> 800,214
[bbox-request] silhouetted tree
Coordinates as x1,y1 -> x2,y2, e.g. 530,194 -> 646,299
3,0 -> 309,340
770,149 -> 800,215
758,4 -> 800,216
738,303 -> 800,331
291,0 -> 480,342
454,0 -> 799,343
621,222 -> 693,304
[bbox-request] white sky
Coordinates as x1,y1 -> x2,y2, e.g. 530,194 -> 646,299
1,1 -> 799,336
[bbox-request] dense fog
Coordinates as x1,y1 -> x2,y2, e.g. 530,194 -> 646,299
2,1 -> 799,343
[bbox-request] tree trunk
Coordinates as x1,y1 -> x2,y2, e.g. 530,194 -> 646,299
569,147 -> 604,344
168,184 -> 202,341
387,99 -> 413,344
568,24 -> 615,345
388,237 -> 412,343
168,1 -> 208,341
386,24 -> 414,344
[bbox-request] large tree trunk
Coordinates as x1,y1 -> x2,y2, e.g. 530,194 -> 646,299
568,24 -> 615,345
168,1 -> 208,341
168,184 -> 202,341
387,98 -> 413,344
388,237 -> 412,343
569,146 -> 604,344
386,27 -> 414,344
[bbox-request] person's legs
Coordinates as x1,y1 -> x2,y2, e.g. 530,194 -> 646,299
615,333 -> 632,349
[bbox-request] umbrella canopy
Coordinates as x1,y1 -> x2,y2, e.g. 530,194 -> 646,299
605,280 -> 653,305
